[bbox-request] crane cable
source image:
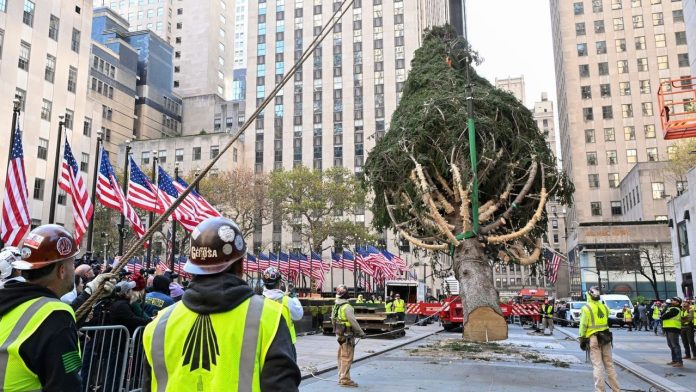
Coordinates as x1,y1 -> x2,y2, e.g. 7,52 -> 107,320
76,0 -> 357,321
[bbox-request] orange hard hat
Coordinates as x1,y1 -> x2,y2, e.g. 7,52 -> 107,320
184,217 -> 246,275
13,224 -> 80,270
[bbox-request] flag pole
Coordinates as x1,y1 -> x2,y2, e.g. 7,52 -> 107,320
145,153 -> 158,268
117,141 -> 132,255
85,130 -> 104,253
170,164 -> 179,272
0,100 -> 22,249
48,115 -> 65,224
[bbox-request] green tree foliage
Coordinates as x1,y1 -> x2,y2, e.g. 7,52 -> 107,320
269,165 -> 373,252
667,138 -> 696,181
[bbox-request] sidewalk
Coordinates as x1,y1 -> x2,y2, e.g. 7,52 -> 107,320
295,323 -> 441,378
556,325 -> 694,392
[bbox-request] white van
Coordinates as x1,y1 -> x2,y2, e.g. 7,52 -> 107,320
600,294 -> 633,327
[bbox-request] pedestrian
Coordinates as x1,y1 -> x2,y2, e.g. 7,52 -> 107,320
632,303 -> 640,330
393,293 -> 406,321
652,301 -> 662,335
578,286 -> 620,392
622,305 -> 633,331
680,300 -> 696,360
142,217 -> 300,391
0,225 -> 116,390
638,302 -> 648,331
262,266 -> 304,349
144,275 -> 175,317
662,298 -> 684,367
540,298 -> 554,333
331,284 -> 366,388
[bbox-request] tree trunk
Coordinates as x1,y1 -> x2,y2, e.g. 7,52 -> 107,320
455,238 -> 508,342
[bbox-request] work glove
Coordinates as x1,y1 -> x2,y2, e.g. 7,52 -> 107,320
84,273 -> 117,298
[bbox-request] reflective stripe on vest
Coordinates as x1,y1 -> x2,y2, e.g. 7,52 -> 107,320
281,296 -> 297,344
581,302 -> 609,338
393,299 -> 405,312
143,295 -> 282,392
0,297 -> 76,391
663,307 -> 681,329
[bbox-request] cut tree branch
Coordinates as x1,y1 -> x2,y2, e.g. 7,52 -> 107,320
480,160 -> 538,234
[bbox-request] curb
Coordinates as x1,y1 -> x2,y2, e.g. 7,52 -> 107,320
555,326 -> 691,392
300,327 -> 441,380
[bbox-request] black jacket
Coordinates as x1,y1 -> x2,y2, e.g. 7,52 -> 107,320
0,281 -> 81,391
142,271 -> 301,391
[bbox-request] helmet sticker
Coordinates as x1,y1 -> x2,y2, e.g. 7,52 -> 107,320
234,235 -> 244,251
191,246 -> 218,259
56,237 -> 73,256
218,226 -> 237,242
23,233 -> 45,250
21,247 -> 32,259
191,228 -> 201,241
222,243 -> 233,255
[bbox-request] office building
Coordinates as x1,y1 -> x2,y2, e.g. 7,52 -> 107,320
93,0 -> 174,42
668,166 -> 696,298
495,76 -> 526,105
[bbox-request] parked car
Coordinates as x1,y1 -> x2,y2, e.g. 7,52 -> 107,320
566,301 -> 586,327
600,294 -> 633,327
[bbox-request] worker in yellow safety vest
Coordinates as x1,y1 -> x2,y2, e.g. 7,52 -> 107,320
331,284 -> 365,388
261,266 -> 303,350
680,300 -> 696,360
652,301 -> 662,335
393,293 -> 406,321
661,298 -> 684,367
385,296 -> 394,312
622,305 -> 633,331
0,225 -> 116,391
578,286 -> 620,391
142,217 -> 301,391
356,294 -> 365,303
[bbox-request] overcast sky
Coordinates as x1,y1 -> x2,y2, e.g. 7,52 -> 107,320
466,0 -> 557,109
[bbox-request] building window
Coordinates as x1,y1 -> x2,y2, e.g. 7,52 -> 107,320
678,221 -> 690,256
175,148 -> 184,162
619,82 -> 630,96
608,173 -> 619,188
37,138 -> 48,160
677,181 -> 687,196
583,108 -> 594,122
594,20 -> 605,34
626,149 -> 637,163
655,33 -> 666,48
598,62 -> 609,75
633,15 -> 644,28
675,31 -> 686,46
67,67 -> 77,93
652,12 -> 663,26
574,2 -> 584,15
585,129 -> 595,143
602,106 -> 613,119
71,29 -> 80,53
635,36 -> 646,50
64,109 -> 74,130
642,102 -> 653,116
192,147 -> 201,161
141,151 -> 150,165
23,0 -> 34,26
579,64 -> 590,78
607,150 -> 618,165
49,15 -> 60,40
622,104 -> 633,118
637,58 -> 648,72
615,39 -> 625,53
611,201 -> 622,215
18,41 -> 30,71
617,60 -> 628,74
158,150 -> 167,164
673,9 -> 684,23
587,151 -> 597,165
45,55 -> 56,83
581,86 -> 592,99
577,43 -> 587,56
624,126 -> 635,140
57,189 -> 66,206
40,99 -> 52,121
639,80 -> 651,94
645,124 -> 656,138
210,145 -> 220,159
600,84 -> 611,98
604,128 -> 615,141
33,178 -> 44,200
652,182 -> 665,199
588,174 -> 599,188
613,17 -> 624,31
657,56 -> 668,70
591,202 -> 602,216
576,22 -> 586,36
14,89 -> 26,112
80,153 -> 89,172
668,146 -> 677,160
647,147 -> 658,162
678,53 -> 689,68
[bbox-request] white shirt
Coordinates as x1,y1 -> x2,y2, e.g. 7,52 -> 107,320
60,287 -> 78,304
262,287 -> 304,321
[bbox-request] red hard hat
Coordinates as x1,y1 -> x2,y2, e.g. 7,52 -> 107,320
13,225 -> 80,270
184,217 -> 246,275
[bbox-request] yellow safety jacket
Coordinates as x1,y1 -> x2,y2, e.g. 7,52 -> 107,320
356,297 -> 365,304
281,296 -> 297,344
663,307 -> 681,329
580,301 -> 609,338
143,296 -> 282,392
393,299 -> 405,313
652,306 -> 661,320
0,297 -> 77,392
385,302 -> 393,312
332,302 -> 352,327
623,309 -> 633,322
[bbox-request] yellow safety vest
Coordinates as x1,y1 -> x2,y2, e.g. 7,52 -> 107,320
356,297 -> 365,304
393,299 -> 405,313
332,302 -> 352,327
623,309 -> 633,322
143,295 -> 282,392
385,302 -> 393,312
580,301 -> 609,338
652,306 -> 661,320
0,297 -> 77,392
281,296 -> 297,344
663,307 -> 681,329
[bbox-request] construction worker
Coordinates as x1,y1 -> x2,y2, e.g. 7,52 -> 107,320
540,298 -> 554,333
356,294 -> 365,303
680,300 -> 696,360
622,305 -> 633,331
385,295 -> 394,312
331,284 -> 365,388
578,286 -> 620,392
0,225 -> 116,390
262,266 -> 303,348
652,301 -> 662,335
661,298 -> 683,367
0,246 -> 22,287
142,217 -> 301,391
393,293 -> 406,321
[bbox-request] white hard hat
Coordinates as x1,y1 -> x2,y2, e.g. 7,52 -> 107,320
0,247 -> 20,279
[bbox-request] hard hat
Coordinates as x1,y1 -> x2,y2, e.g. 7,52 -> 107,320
586,286 -> 601,301
184,217 -> 246,275
0,246 -> 20,279
12,225 -> 79,270
665,298 -> 672,305
262,267 -> 282,286
672,297 -> 682,304
336,284 -> 348,297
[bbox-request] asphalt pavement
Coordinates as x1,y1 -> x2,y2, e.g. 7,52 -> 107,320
297,323 -> 653,391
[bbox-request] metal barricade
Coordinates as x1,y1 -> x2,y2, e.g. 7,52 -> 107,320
79,325 -> 131,392
125,326 -> 146,392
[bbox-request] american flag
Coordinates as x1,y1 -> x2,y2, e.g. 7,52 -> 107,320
257,252 -> 271,269
174,177 -> 220,219
342,250 -> 355,272
245,253 -> 258,273
1,125 -> 30,246
59,139 -> 93,243
355,247 -> 375,276
96,148 -> 146,239
127,157 -> 158,212
544,248 -> 563,285
381,248 -> 408,272
156,167 -> 198,232
331,251 -> 343,269
278,252 -> 291,275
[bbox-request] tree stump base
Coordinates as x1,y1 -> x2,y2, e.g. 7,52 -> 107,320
462,306 -> 508,342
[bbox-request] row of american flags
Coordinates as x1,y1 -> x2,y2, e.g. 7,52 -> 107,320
1,124 -> 222,247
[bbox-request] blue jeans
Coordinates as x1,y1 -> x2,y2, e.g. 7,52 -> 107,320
666,330 -> 683,363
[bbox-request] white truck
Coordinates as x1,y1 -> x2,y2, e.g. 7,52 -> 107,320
600,294 -> 633,327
